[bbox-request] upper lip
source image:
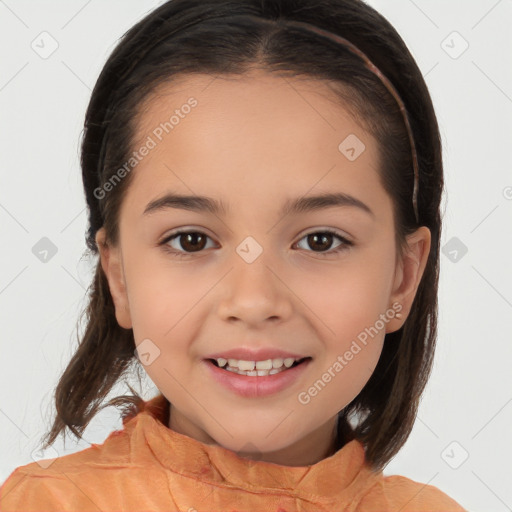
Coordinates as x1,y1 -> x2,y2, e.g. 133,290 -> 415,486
205,348 -> 310,361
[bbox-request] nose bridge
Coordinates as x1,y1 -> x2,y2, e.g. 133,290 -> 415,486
216,236 -> 292,324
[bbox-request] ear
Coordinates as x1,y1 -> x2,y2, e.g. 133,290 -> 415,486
95,227 -> 133,329
387,226 -> 431,333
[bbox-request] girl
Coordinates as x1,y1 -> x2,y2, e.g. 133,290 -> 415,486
1,0 -> 467,510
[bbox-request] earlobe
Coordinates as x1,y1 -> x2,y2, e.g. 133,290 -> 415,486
95,228 -> 133,330
388,226 -> 431,330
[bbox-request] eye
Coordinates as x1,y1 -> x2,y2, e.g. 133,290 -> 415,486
159,230 -> 216,257
159,228 -> 353,259
294,229 -> 353,256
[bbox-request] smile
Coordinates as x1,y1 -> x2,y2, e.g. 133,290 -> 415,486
203,357 -> 312,398
210,357 -> 308,376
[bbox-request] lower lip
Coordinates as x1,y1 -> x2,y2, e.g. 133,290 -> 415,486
203,358 -> 312,398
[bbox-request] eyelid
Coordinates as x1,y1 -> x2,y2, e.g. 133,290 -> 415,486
298,226 -> 353,243
159,226 -> 353,245
159,225 -> 215,243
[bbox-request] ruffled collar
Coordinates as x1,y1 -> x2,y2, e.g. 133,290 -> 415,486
123,393 -> 382,501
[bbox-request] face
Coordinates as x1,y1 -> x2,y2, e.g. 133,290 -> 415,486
96,70 -> 430,466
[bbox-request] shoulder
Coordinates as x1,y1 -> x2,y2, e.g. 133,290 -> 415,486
0,463 -> 97,511
357,473 -> 467,511
0,427 -> 132,511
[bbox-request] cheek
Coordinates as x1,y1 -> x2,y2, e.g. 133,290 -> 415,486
123,254 -> 205,338
125,262 -> 204,386
292,246 -> 393,392
296,249 -> 395,331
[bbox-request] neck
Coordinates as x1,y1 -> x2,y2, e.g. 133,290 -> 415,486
167,403 -> 342,467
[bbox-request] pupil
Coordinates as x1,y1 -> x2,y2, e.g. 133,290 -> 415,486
182,233 -> 206,252
309,233 -> 332,251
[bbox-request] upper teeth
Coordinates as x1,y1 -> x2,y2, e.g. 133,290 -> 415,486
215,357 -> 299,370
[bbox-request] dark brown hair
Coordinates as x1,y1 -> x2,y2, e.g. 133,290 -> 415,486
41,0 -> 443,473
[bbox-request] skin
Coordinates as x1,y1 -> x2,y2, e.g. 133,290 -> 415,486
95,69 -> 430,467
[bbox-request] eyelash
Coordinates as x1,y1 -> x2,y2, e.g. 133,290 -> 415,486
159,228 -> 353,259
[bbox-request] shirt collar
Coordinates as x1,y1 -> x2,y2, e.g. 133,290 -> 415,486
124,393 -> 381,500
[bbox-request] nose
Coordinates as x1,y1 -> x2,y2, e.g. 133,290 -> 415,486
216,250 -> 293,327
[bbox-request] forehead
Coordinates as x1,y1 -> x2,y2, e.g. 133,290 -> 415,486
123,70 -> 383,217
135,69 -> 366,139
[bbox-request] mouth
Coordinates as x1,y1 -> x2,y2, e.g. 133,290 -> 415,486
203,356 -> 313,398
206,356 -> 312,376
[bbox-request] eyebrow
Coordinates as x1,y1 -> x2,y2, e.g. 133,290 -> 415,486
142,191 -> 375,218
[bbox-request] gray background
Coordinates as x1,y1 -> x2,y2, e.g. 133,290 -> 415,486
1,1 -> 511,511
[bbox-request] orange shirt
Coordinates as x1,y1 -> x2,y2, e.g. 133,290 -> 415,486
1,393 -> 466,511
